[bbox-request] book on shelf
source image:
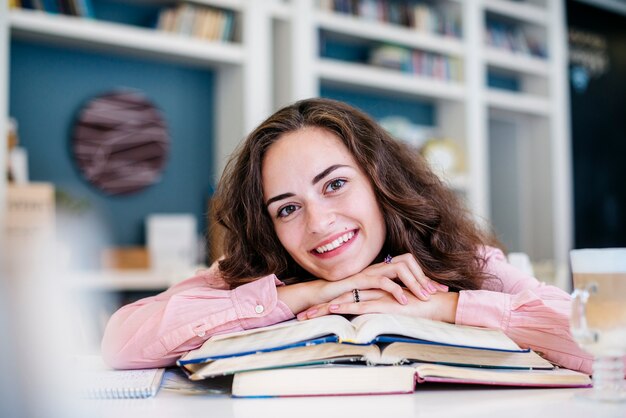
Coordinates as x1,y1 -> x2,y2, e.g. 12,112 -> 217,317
156,2 -> 235,42
177,313 -> 591,397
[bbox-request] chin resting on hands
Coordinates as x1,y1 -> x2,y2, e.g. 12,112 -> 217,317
317,252 -> 448,304
297,291 -> 459,323
279,253 -> 448,317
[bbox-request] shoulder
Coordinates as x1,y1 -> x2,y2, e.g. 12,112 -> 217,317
193,258 -> 230,290
477,246 -> 540,293
478,245 -> 507,263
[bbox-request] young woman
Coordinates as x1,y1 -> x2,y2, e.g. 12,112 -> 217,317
102,98 -> 592,373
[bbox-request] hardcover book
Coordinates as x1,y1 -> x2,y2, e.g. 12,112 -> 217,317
231,364 -> 592,397
177,313 -> 527,367
184,340 -> 554,381
177,314 -> 591,397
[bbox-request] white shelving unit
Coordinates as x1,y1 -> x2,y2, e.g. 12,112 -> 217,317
273,0 -> 571,286
0,0 -> 572,289
275,0 -> 472,200
484,0 -> 571,288
9,9 -> 245,67
0,0 -> 275,291
315,59 -> 466,101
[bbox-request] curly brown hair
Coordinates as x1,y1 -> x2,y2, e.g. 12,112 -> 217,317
212,98 -> 500,291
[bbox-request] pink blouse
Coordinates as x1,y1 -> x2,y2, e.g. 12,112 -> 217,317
102,247 -> 596,373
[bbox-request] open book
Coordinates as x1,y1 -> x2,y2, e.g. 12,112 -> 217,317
184,340 -> 553,380
177,313 -> 525,367
231,364 -> 592,397
177,314 -> 591,396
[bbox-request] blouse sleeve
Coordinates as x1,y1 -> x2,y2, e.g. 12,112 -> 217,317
454,247 -> 596,374
101,262 -> 295,370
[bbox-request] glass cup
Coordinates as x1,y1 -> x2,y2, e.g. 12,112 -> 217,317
570,248 -> 626,402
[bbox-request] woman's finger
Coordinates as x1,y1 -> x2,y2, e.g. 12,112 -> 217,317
389,254 -> 436,295
297,290 -> 388,320
328,300 -> 380,316
358,275 -> 408,305
392,262 -> 432,301
388,254 -> 448,294
332,274 -> 406,305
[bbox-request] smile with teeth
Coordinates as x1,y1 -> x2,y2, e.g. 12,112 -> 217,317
314,231 -> 355,254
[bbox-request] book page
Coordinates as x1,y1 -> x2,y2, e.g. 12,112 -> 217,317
191,343 -> 380,379
382,342 -> 553,369
350,314 -> 522,351
179,315 -> 356,363
413,363 -> 591,386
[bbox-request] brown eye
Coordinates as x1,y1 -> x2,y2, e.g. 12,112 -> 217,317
325,179 -> 346,193
278,204 -> 298,218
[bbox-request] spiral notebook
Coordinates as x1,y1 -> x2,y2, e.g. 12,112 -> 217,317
79,356 -> 165,399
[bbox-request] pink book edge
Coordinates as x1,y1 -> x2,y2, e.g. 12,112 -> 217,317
416,374 -> 592,388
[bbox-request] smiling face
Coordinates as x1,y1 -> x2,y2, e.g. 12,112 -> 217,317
262,126 -> 386,281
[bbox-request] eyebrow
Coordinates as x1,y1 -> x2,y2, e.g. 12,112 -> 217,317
265,164 -> 349,207
265,192 -> 295,207
311,164 -> 348,186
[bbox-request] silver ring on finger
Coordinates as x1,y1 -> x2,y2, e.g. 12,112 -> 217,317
352,289 -> 360,303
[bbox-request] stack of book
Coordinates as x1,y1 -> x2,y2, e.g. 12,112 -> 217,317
176,313 -> 591,397
319,0 -> 462,38
156,3 -> 235,43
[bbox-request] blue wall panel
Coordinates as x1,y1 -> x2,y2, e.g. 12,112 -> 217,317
10,41 -> 215,265
320,86 -> 435,126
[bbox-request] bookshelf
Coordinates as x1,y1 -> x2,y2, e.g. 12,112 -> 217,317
1,0 -> 572,289
0,0 -> 275,290
273,0 -> 571,287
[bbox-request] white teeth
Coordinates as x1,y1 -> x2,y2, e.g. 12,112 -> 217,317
315,231 -> 355,254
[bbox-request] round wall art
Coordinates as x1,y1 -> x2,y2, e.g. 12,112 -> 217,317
72,90 -> 170,196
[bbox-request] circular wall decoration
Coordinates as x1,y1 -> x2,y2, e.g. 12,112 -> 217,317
72,90 -> 170,196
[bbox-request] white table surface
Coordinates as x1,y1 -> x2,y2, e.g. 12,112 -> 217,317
76,386 -> 626,418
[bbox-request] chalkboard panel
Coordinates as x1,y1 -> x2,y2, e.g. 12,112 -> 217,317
567,1 -> 626,248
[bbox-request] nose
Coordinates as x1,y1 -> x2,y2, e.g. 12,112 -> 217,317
305,201 -> 335,234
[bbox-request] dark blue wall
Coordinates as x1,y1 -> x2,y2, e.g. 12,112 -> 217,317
321,86 -> 435,126
10,41 -> 215,257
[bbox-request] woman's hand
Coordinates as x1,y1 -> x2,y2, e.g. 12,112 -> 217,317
297,290 -> 459,323
317,253 -> 448,304
278,253 -> 447,315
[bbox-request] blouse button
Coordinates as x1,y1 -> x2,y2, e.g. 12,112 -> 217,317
254,304 -> 264,314
196,330 -> 206,337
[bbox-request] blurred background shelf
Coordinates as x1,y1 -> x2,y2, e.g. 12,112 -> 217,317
484,46 -> 550,76
483,0 -> 549,25
69,269 -> 200,291
316,10 -> 465,57
486,89 -> 551,115
9,8 -> 245,68
316,59 -> 466,102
